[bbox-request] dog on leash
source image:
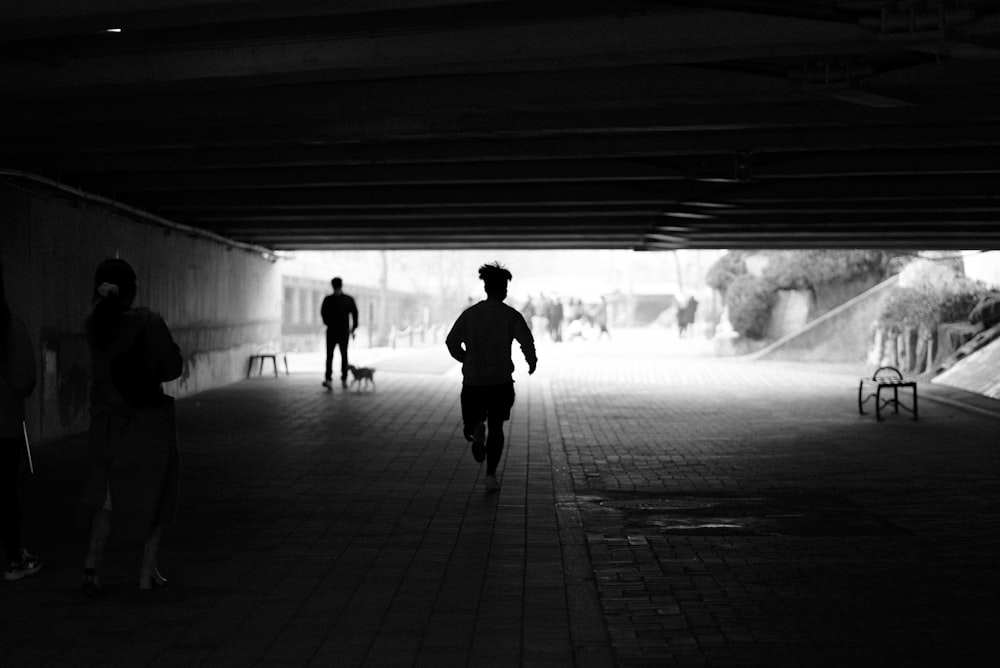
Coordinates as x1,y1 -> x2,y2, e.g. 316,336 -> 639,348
347,364 -> 376,391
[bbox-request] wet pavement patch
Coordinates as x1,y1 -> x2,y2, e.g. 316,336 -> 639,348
582,490 -> 911,537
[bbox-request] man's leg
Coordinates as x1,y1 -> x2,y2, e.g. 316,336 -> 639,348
460,386 -> 487,462
483,383 -> 515,490
338,336 -> 350,387
484,415 -> 506,476
323,329 -> 334,387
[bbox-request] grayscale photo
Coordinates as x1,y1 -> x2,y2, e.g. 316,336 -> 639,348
2,2 -> 999,666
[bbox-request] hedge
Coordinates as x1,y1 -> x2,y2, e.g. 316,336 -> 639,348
761,250 -> 890,290
879,281 -> 987,331
726,275 -> 776,340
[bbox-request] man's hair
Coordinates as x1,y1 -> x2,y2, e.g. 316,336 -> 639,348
478,262 -> 512,295
331,277 -> 343,289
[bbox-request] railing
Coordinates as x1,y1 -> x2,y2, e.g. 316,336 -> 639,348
389,323 -> 448,349
868,325 -> 935,376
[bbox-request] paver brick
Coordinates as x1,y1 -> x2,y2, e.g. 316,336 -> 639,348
2,333 -> 998,666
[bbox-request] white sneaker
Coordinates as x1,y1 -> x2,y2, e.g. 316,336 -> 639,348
484,474 -> 500,491
4,548 -> 42,581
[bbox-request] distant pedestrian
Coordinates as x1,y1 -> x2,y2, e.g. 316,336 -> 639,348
677,296 -> 699,337
320,277 -> 358,390
446,262 -> 537,491
594,296 -> 611,339
80,258 -> 184,595
1,260 -> 41,581
546,297 -> 564,342
520,296 -> 535,330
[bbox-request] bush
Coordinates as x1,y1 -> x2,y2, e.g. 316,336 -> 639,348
726,275 -> 776,340
705,251 -> 748,295
879,287 -> 940,331
761,250 -> 892,290
709,250 -> 895,295
939,290 -> 985,323
879,280 -> 989,331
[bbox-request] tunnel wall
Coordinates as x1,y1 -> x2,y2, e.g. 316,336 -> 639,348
0,181 -> 281,444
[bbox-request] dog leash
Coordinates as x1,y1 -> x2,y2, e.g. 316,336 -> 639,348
1,375 -> 34,474
22,420 -> 33,475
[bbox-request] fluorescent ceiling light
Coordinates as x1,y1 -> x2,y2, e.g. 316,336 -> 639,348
662,211 -> 715,220
677,201 -> 735,209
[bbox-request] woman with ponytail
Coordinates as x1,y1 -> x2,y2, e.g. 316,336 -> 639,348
0,260 -> 40,581
80,258 -> 183,595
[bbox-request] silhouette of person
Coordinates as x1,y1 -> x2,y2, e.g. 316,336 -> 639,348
520,296 -> 536,334
446,262 -> 537,491
80,258 -> 183,595
594,296 -> 611,339
320,277 -> 358,390
678,296 -> 699,337
1,261 -> 41,581
547,297 -> 564,342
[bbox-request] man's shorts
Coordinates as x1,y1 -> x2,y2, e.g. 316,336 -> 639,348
461,382 -> 516,426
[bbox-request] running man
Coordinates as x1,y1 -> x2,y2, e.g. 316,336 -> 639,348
446,262 -> 537,491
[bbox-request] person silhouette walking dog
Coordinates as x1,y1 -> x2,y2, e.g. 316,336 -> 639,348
320,277 -> 358,390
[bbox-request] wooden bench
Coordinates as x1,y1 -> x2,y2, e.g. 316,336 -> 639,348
858,366 -> 917,421
247,348 -> 288,379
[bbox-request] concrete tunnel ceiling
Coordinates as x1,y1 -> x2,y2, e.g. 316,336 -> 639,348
1,1 -> 1000,252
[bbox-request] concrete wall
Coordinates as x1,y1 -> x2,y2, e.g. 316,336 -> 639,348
933,330 -> 1000,399
0,181 -> 281,443
767,290 -> 811,340
766,274 -> 883,341
752,275 -> 900,362
812,274 -> 883,317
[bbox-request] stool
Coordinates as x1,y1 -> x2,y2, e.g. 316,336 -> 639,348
247,348 -> 288,378
858,366 -> 917,421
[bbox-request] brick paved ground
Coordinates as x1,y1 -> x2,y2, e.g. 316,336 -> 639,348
1,329 -> 997,667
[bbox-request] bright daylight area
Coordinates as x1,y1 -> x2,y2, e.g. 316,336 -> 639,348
275,248 -> 1000,396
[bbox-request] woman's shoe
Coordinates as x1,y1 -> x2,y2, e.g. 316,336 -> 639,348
4,548 -> 42,581
81,568 -> 103,598
140,569 -> 167,590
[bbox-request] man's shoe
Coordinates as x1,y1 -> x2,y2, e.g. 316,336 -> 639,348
322,380 -> 332,390
341,378 -> 348,389
484,475 -> 500,491
471,422 -> 486,463
4,549 -> 42,581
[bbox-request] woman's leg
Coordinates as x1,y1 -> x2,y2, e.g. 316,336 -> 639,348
139,525 -> 163,589
82,507 -> 111,594
1,438 -> 22,563
84,509 -> 111,571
